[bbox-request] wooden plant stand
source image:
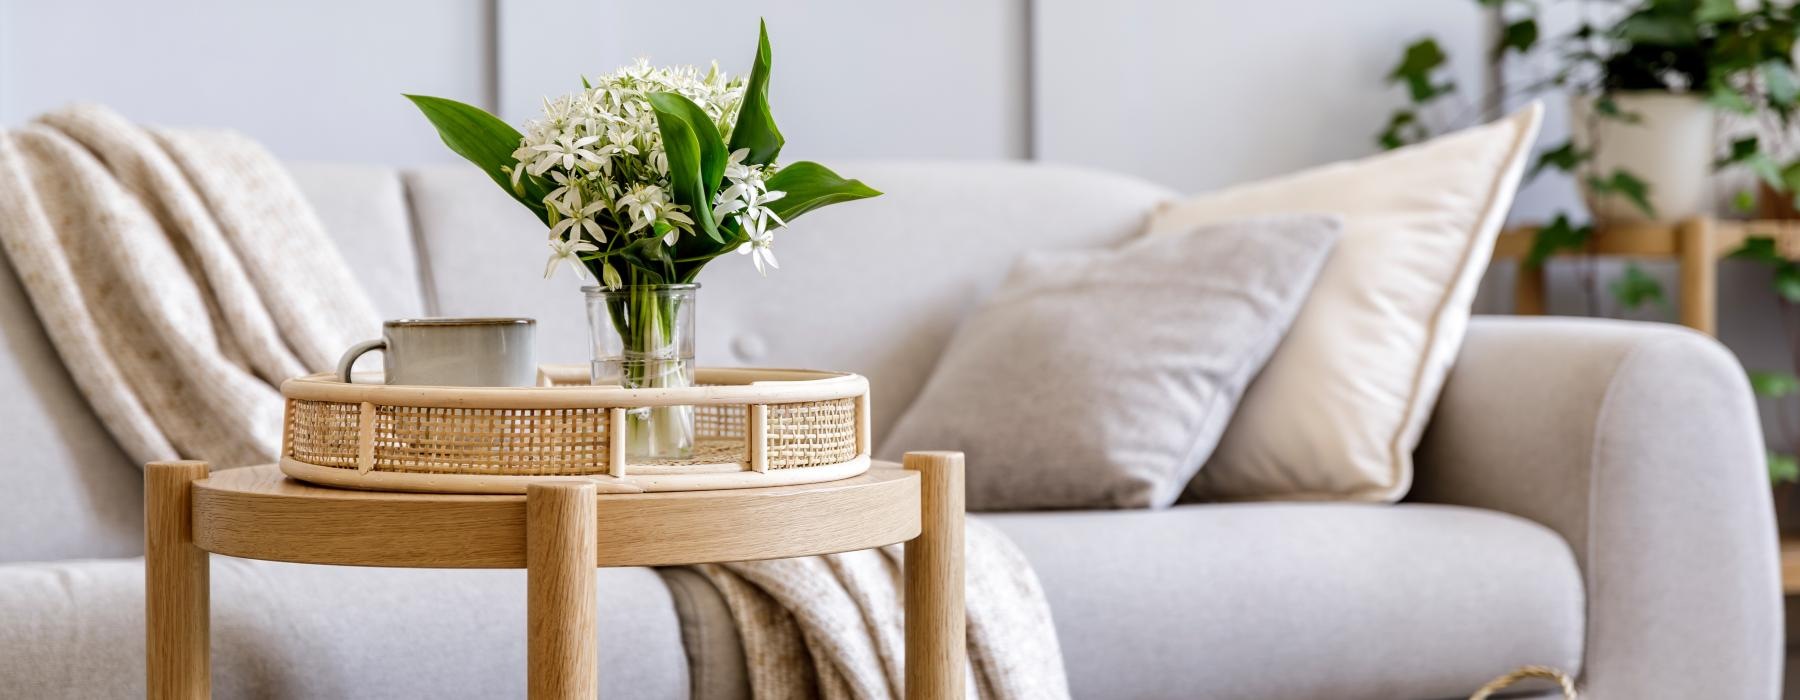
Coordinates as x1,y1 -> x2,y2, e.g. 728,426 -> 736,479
144,452 -> 969,699
1493,217 -> 1800,594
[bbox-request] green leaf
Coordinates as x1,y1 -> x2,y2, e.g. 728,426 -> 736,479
1770,451 -> 1800,484
648,92 -> 727,193
1732,235 -> 1784,263
1587,170 -> 1655,218
1698,0 -> 1740,22
1765,61 -> 1800,107
1614,12 -> 1700,46
647,94 -> 723,243
1528,141 -> 1587,181
1609,262 -> 1664,310
1525,214 -> 1591,268
1387,38 -> 1455,102
1593,95 -> 1642,123
1777,265 -> 1800,303
404,94 -> 549,223
1708,80 -> 1757,113
1376,110 -> 1427,150
1735,189 -> 1756,213
727,20 -> 784,166
1496,18 -> 1539,57
1717,137 -> 1785,188
1751,370 -> 1800,398
764,161 -> 882,223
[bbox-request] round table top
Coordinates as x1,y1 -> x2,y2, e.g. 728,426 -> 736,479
192,463 -> 920,568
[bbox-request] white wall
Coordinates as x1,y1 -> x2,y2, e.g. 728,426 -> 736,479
0,0 -> 491,164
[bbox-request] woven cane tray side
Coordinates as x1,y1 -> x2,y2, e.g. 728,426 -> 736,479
278,365 -> 871,494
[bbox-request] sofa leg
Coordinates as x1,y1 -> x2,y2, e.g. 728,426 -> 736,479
526,481 -> 598,699
904,451 -> 967,700
146,460 -> 211,700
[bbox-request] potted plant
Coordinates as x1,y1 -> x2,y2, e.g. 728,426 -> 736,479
406,21 -> 880,459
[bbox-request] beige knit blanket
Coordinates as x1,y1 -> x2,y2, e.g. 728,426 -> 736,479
0,104 -> 1070,699
0,104 -> 380,467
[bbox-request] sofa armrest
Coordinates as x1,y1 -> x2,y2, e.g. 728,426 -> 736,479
1413,316 -> 1781,698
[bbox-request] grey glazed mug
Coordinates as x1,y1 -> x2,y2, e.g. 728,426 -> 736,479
336,318 -> 537,387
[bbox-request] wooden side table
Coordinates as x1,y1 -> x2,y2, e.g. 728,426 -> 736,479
144,452 -> 968,700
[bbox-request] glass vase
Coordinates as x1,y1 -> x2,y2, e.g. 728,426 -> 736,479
584,284 -> 697,460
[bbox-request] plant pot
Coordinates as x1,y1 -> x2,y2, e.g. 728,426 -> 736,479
1569,92 -> 1715,225
585,284 -> 698,460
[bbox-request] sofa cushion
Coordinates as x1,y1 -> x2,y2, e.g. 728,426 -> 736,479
1152,105 -> 1543,503
401,161 -> 1177,443
286,162 -> 428,319
883,215 -> 1340,510
983,503 -> 1583,700
0,556 -> 691,699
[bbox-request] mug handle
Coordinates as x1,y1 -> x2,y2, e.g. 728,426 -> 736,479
336,339 -> 386,383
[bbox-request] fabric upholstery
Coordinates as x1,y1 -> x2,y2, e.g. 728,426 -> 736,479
0,234 -> 142,563
1152,104 -> 1543,503
0,556 -> 691,699
883,215 -> 1340,509
1413,316 -> 1782,698
402,161 -> 1177,443
989,503 -> 1584,699
286,162 -> 429,319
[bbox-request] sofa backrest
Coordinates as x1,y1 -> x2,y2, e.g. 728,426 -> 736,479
399,161 -> 1176,438
0,159 -> 1172,562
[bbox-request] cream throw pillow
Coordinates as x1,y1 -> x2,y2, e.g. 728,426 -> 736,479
1156,103 -> 1543,502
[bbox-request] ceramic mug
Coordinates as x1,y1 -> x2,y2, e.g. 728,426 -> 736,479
336,318 -> 537,386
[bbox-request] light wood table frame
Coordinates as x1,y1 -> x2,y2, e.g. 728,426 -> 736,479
144,452 -> 968,700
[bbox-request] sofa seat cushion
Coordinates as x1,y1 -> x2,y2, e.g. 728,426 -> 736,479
984,503 -> 1584,700
0,557 -> 691,699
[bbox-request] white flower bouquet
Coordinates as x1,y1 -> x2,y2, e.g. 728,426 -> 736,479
405,22 -> 879,458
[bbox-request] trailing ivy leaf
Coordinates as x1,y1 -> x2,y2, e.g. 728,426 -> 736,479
1766,61 -> 1800,108
1387,38 -> 1455,102
1525,214 -> 1591,268
648,92 -> 727,193
1750,370 -> 1800,398
727,20 -> 784,166
1495,18 -> 1539,58
1528,140 -> 1586,181
1587,170 -> 1655,218
1732,235 -> 1783,263
1717,136 -> 1785,189
1592,95 -> 1642,123
1614,11 -> 1700,46
647,94 -> 722,243
764,161 -> 882,223
1609,262 -> 1664,311
1735,189 -> 1757,213
404,94 -> 549,224
1698,0 -> 1741,22
1708,79 -> 1757,113
1771,451 -> 1800,484
1777,265 -> 1800,303
1376,110 -> 1428,150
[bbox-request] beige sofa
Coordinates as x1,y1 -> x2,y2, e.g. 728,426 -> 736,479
0,161 -> 1781,698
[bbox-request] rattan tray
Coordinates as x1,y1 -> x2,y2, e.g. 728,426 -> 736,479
278,365 -> 871,494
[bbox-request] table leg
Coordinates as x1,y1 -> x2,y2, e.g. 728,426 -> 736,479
904,451 -> 967,700
526,482 -> 598,699
1677,216 -> 1718,336
146,460 -> 211,700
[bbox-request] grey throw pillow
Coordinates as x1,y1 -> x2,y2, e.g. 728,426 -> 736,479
879,214 -> 1341,510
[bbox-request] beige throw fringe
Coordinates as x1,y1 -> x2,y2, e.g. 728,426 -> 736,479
0,104 -> 380,468
0,105 -> 1072,699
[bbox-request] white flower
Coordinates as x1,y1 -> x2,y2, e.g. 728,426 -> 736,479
736,228 -> 778,276
550,200 -> 609,242
528,134 -> 603,175
544,235 -> 599,280
615,184 -> 694,241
